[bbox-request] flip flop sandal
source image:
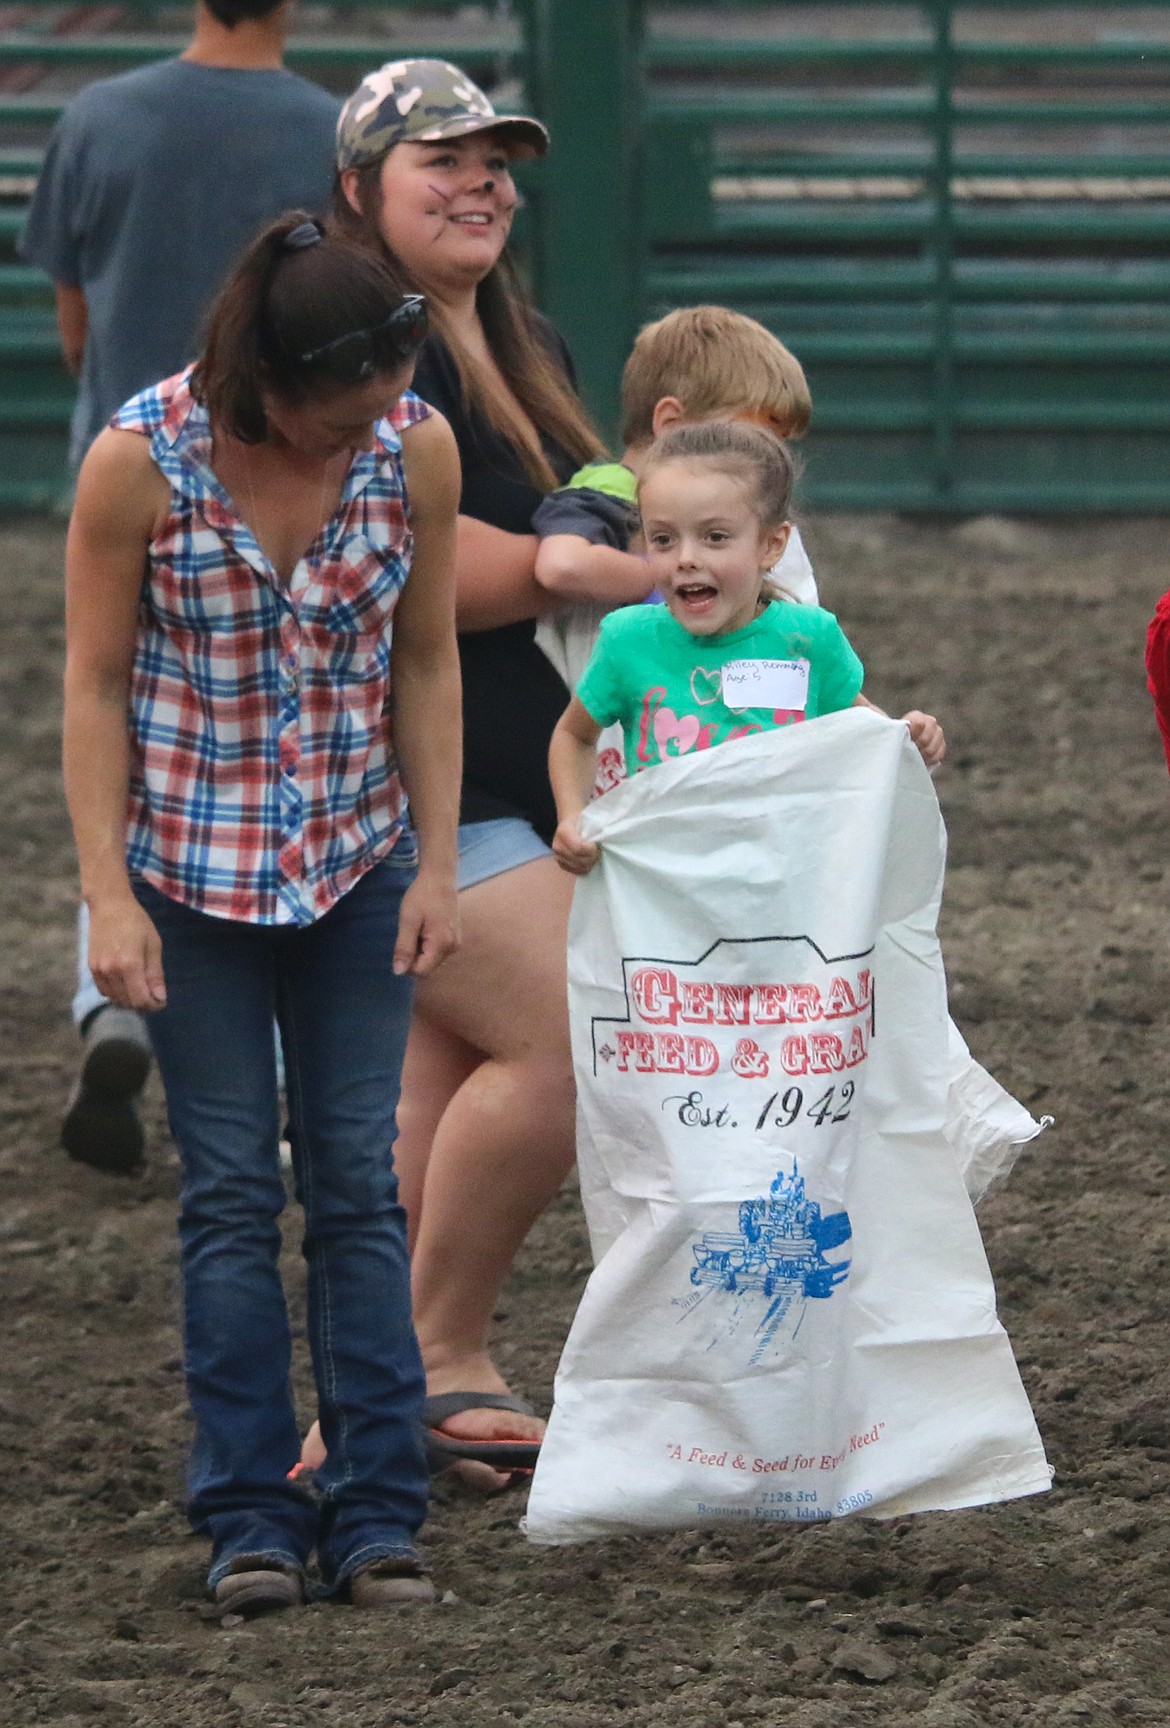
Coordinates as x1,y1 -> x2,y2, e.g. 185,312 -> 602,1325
421,1391 -> 543,1475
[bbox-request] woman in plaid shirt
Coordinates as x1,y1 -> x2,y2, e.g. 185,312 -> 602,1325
61,214 -> 461,1614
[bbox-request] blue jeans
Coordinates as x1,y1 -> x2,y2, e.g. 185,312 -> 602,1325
133,841 -> 427,1591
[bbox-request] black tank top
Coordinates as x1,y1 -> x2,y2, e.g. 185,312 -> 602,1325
411,324 -> 579,843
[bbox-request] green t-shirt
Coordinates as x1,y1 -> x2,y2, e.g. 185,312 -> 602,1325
576,600 -> 865,774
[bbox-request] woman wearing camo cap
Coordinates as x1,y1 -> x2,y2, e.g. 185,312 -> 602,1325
298,59 -> 654,1489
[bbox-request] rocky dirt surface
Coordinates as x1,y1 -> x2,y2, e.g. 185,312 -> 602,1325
2,513 -> 1169,1727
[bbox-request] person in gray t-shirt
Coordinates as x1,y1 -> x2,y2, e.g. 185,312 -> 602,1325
21,0 -> 338,469
20,0 -> 338,1173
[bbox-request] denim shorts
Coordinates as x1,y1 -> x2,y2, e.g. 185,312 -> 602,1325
457,817 -> 551,891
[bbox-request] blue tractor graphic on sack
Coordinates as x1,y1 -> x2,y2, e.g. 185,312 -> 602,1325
691,1164 -> 852,1302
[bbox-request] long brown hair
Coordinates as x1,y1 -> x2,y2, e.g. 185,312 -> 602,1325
334,164 -> 604,490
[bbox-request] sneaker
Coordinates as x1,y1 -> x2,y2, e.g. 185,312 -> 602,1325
61,1007 -> 152,1176
349,1558 -> 435,1609
214,1557 -> 304,1617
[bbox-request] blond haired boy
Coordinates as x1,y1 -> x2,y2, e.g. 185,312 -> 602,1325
534,307 -> 819,696
620,303 -> 811,448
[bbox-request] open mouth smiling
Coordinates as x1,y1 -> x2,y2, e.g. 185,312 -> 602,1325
674,581 -> 720,612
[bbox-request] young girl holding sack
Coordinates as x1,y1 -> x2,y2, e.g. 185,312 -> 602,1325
549,421 -> 944,866
531,421 -> 1050,1547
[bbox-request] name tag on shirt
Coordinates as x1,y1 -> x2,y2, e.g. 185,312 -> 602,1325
721,658 -> 810,712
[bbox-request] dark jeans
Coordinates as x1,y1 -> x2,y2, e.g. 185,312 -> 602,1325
134,840 -> 427,1590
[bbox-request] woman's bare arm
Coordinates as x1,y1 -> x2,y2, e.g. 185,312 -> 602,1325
452,514 -> 556,632
393,410 -> 464,975
456,517 -> 656,630
64,429 -> 170,1008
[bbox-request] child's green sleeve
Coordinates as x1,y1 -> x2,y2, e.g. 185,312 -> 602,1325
815,614 -> 866,714
576,619 -> 627,728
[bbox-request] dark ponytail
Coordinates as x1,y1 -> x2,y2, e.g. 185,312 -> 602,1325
192,212 -> 417,443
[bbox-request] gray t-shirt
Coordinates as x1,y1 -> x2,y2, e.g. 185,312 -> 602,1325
20,57 -> 339,467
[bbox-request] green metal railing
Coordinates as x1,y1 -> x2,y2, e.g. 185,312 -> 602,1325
4,2 -> 1170,510
529,1 -> 1170,511
0,30 -> 521,77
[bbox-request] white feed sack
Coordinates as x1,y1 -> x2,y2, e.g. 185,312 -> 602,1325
525,710 -> 1051,1545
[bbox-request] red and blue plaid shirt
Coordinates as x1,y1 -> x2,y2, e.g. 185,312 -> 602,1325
115,368 -> 433,925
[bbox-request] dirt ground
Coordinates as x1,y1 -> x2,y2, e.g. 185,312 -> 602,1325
2,511 -> 1169,1728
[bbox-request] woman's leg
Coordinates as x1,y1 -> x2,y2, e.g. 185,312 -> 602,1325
132,883 -> 315,1590
297,1016 -> 479,1474
407,855 -> 577,1445
279,849 -> 430,1591
393,1014 -> 480,1250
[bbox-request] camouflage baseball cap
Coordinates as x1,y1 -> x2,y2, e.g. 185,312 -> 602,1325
336,59 -> 549,172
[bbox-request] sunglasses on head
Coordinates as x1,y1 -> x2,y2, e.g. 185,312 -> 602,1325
293,295 -> 430,384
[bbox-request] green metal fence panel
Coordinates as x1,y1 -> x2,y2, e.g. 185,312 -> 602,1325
0,31 -> 519,72
623,1 -> 1170,512
524,0 -> 644,433
4,2 -> 1170,511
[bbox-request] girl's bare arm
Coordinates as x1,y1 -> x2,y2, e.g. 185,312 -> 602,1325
548,696 -> 604,875
853,693 -> 946,766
